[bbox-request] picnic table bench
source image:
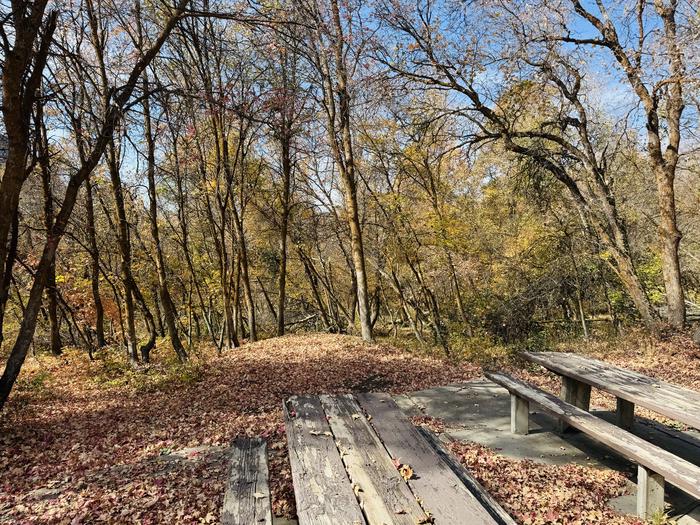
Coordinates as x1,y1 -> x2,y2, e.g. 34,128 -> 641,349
522,351 -> 700,430
222,437 -> 273,525
283,393 -> 515,525
224,354 -> 698,523
487,351 -> 700,519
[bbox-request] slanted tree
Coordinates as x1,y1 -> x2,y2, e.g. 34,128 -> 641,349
0,0 -> 191,409
0,2 -> 57,340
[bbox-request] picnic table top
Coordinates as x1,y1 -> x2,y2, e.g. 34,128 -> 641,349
283,392 -> 514,525
522,351 -> 700,429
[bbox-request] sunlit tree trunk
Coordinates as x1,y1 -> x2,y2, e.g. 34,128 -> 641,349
141,69 -> 187,362
84,178 -> 106,348
38,107 -> 62,355
311,0 -> 373,341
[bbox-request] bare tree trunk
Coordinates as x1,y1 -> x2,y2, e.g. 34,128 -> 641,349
84,178 -> 106,347
273,41 -> 298,337
298,247 -> 332,330
0,5 -> 57,295
655,164 -> 684,328
389,267 -> 425,344
38,109 -> 61,355
152,286 -> 165,337
310,0 -> 373,342
107,142 -> 139,363
129,276 -> 156,362
277,135 -> 291,336
232,206 -> 257,342
651,0 -> 685,329
0,211 -> 19,345
258,277 -> 278,322
86,2 -> 139,362
141,69 -> 187,362
56,289 -> 91,354
167,112 -> 216,346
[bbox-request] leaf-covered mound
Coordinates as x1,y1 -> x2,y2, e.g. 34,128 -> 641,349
0,333 -> 481,523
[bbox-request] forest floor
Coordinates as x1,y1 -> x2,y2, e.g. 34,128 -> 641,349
0,331 -> 698,524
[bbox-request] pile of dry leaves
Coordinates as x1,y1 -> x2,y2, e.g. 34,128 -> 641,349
447,441 -> 642,525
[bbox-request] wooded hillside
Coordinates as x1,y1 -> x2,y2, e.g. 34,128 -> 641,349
1,0 -> 699,407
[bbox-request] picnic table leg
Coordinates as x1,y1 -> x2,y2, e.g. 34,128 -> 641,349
510,394 -> 529,435
558,377 -> 591,433
636,465 -> 665,519
616,398 -> 635,430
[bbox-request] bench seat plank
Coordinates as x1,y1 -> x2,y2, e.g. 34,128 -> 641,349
485,371 -> 700,499
416,427 -> 518,525
320,394 -> 427,525
284,396 -> 366,525
222,437 -> 272,525
357,392 -> 512,525
522,351 -> 700,429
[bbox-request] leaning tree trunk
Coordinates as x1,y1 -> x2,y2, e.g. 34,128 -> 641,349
319,0 -> 373,342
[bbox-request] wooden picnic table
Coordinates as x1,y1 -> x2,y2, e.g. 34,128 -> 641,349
522,351 -> 700,430
486,370 -> 700,519
283,393 -> 515,525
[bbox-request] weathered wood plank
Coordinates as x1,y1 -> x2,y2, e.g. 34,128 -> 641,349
416,427 -> 518,525
284,396 -> 366,525
637,465 -> 665,519
617,398 -> 635,430
485,372 -> 700,500
511,394 -> 529,435
558,376 -> 590,432
319,394 -> 427,525
522,351 -> 700,429
357,392 -> 506,525
222,437 -> 272,525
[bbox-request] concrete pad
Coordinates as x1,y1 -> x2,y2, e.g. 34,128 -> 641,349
398,379 -> 700,520
677,504 -> 700,525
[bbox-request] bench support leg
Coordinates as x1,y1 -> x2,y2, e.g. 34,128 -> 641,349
636,465 -> 665,519
510,394 -> 529,435
616,398 -> 634,430
558,377 -> 591,433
